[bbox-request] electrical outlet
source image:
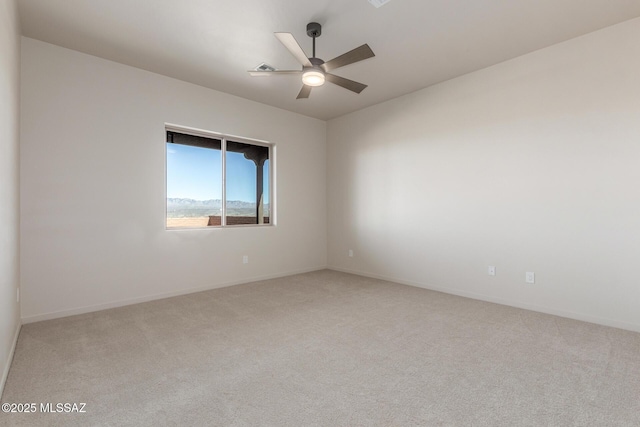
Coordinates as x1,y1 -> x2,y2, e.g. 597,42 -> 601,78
488,266 -> 496,276
348,249 -> 354,257
526,272 -> 535,284
243,255 -> 249,264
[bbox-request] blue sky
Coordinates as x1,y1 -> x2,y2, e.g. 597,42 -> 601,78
166,143 -> 269,203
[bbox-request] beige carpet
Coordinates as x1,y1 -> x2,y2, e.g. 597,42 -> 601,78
2,270 -> 640,426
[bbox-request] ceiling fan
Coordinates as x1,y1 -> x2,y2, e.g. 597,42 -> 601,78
248,22 -> 375,99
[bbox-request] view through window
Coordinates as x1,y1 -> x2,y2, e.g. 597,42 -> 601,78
166,129 -> 271,228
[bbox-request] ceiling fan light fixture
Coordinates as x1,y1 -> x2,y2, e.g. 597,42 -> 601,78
302,69 -> 325,87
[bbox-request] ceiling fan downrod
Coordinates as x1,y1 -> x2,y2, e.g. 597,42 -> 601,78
306,22 -> 322,59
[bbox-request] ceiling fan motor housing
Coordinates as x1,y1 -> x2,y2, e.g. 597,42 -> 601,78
309,57 -> 325,68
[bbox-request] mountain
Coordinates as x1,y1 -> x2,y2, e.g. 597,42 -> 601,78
167,198 -> 269,217
167,198 -> 222,208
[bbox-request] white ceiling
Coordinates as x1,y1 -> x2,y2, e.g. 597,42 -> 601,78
18,0 -> 640,121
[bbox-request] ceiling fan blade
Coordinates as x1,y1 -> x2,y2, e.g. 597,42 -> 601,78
296,85 -> 312,99
248,70 -> 302,76
325,73 -> 368,94
321,44 -> 375,72
275,33 -> 312,67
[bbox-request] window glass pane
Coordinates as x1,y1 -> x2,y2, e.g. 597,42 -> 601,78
166,141 -> 222,228
226,141 -> 270,225
263,159 -> 270,223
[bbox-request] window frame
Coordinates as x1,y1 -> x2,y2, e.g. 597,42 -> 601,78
165,123 -> 275,230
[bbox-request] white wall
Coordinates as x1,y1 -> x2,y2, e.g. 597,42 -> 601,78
20,37 -> 327,322
0,0 -> 21,395
327,18 -> 640,332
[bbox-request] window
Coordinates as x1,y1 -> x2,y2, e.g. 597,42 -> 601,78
166,127 -> 272,229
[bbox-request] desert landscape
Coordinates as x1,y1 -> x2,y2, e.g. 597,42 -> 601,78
166,198 -> 270,228
166,216 -> 270,228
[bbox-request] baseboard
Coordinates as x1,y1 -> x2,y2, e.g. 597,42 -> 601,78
21,266 -> 328,324
0,322 -> 21,400
328,266 -> 640,334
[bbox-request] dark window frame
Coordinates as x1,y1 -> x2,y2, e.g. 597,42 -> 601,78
165,126 -> 274,229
